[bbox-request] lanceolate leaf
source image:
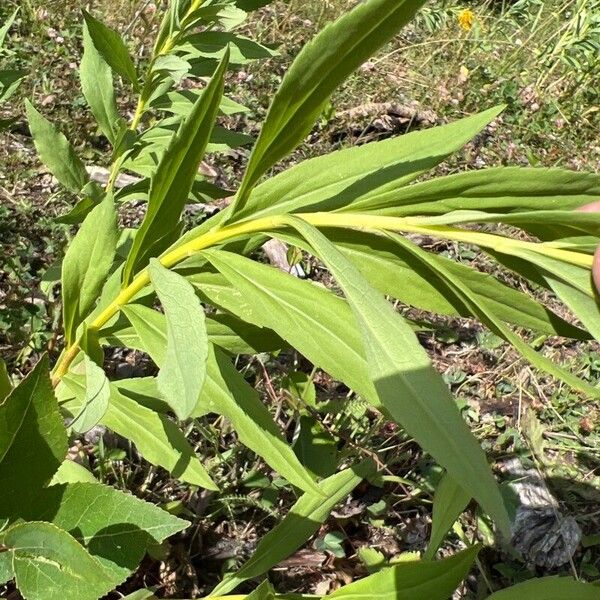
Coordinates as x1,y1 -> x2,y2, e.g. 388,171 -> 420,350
369,167 -> 600,216
83,11 -> 139,89
212,461 -> 375,596
123,50 -> 229,284
61,375 -> 217,489
282,216 -> 510,536
0,356 -> 67,516
61,194 -> 118,344
18,482 -> 187,584
275,228 -> 587,340
1,521 -> 112,600
487,576 -> 600,599
196,255 -> 374,399
226,107 -> 504,223
0,9 -> 19,50
149,260 -> 209,420
424,472 -> 471,560
228,0 -> 428,218
389,234 -> 600,398
328,546 -> 480,600
25,100 -> 89,194
81,19 -> 122,143
198,344 -> 322,495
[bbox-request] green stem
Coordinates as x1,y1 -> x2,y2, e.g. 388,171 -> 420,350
50,212 -> 592,386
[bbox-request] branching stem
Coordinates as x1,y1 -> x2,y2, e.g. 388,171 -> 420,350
50,212 -> 592,386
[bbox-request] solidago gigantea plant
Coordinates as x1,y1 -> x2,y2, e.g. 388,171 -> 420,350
2,1 -> 600,599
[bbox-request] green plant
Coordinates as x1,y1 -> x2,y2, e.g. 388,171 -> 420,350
0,9 -> 25,129
2,0 -> 600,598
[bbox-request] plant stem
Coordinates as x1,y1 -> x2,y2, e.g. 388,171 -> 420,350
50,212 -> 592,386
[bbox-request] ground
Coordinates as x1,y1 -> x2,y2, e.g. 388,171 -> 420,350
1,0 -> 600,598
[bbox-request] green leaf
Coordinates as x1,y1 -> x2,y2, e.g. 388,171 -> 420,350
212,461 -> 375,596
81,19 -> 122,143
1,521 -> 112,600
281,216 -> 510,536
424,472 -> 470,560
227,107 -> 504,223
0,69 -> 26,103
199,344 -> 322,494
179,31 -> 277,64
149,260 -> 209,420
61,376 -> 218,489
116,303 -> 283,357
0,358 -> 11,400
328,546 -> 479,600
69,353 -> 110,433
389,234 -> 600,399
368,167 -> 600,217
61,193 -> 118,344
0,355 -> 67,516
197,254 -> 373,399
17,482 -> 187,585
123,50 -> 229,284
276,228 -> 587,339
25,100 -> 89,194
0,9 -> 19,50
229,0 -> 428,217
246,580 -> 276,600
50,460 -> 97,485
82,11 -> 139,89
0,552 -> 11,586
293,415 -> 338,479
487,577 -> 600,599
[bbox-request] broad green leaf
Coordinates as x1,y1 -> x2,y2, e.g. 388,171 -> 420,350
151,90 -> 250,117
0,358 -> 11,400
61,193 -> 118,344
81,19 -> 122,143
424,472 -> 470,560
0,553 -> 11,585
387,234 -> 600,398
198,344 -> 322,494
83,11 -> 139,88
0,355 -> 67,516
212,461 -> 375,596
25,100 -> 89,193
50,460 -> 97,485
17,482 -> 187,584
487,576 -> 600,599
0,9 -> 19,50
197,254 -> 374,399
368,167 -> 600,216
123,50 -> 229,284
69,353 -> 110,433
229,0 -> 428,217
1,521 -> 112,600
227,107 -> 504,223
114,377 -> 170,413
61,376 -> 218,489
328,546 -> 479,600
149,260 -> 209,419
282,216 -> 510,536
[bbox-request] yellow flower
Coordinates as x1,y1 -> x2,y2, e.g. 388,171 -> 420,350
458,8 -> 475,31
